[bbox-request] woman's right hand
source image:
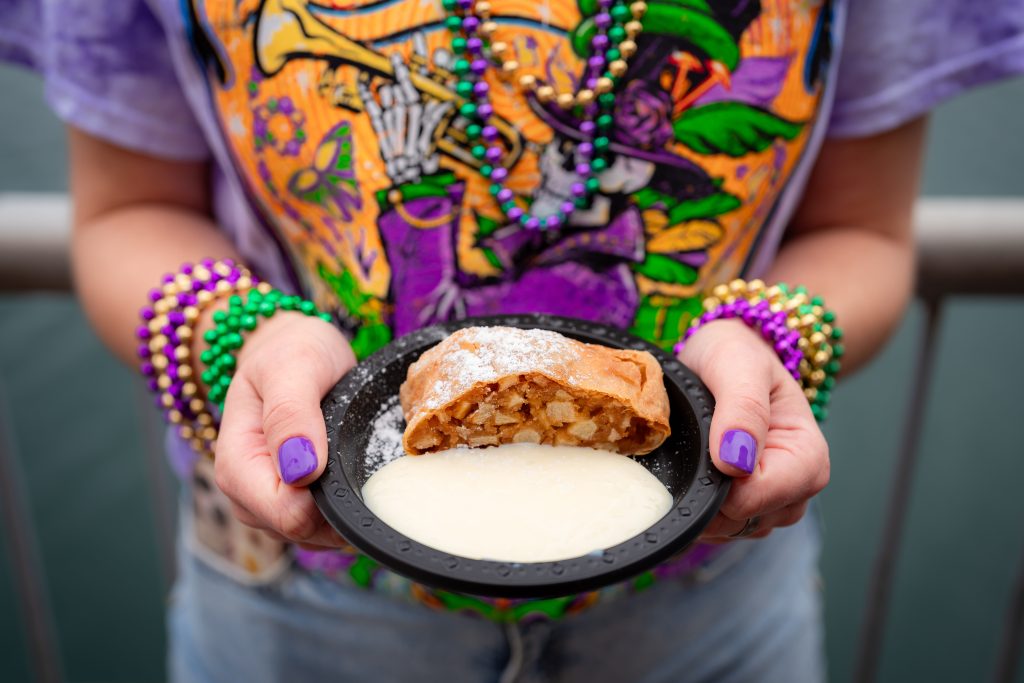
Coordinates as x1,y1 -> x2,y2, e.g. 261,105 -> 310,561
211,311 -> 356,548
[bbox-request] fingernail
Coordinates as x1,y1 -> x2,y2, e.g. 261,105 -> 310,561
720,429 -> 757,474
278,437 -> 317,484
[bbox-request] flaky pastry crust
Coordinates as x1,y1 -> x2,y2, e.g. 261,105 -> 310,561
399,327 -> 670,455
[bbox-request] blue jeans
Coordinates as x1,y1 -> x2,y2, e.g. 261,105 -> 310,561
169,513 -> 824,683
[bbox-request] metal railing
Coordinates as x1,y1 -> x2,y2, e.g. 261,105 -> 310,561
4,194 -> 1024,295
1,193 -> 1022,683
855,199 -> 1024,683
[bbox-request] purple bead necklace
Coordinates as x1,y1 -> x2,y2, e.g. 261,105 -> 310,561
442,0 -> 646,230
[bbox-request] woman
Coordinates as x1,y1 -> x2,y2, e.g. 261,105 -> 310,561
3,0 -> 1022,680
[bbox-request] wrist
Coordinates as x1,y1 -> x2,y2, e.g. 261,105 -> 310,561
198,288 -> 337,408
676,318 -> 773,365
676,279 -> 842,421
235,309 -> 343,366
136,259 -> 261,456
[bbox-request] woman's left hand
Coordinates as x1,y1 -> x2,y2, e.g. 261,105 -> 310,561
676,318 -> 831,541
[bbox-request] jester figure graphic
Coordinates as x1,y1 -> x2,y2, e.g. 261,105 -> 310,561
187,0 -> 828,357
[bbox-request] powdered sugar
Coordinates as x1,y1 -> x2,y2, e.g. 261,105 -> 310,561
416,327 -> 581,410
364,328 -> 579,470
364,394 -> 406,473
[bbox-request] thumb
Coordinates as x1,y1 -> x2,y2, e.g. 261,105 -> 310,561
687,330 -> 773,477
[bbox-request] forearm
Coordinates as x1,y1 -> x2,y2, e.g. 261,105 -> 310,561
764,118 -> 926,375
765,224 -> 914,374
71,204 -> 240,366
68,127 -> 244,370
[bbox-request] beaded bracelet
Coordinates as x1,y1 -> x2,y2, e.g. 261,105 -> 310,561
200,287 -> 333,408
674,279 -> 843,421
137,259 -> 260,457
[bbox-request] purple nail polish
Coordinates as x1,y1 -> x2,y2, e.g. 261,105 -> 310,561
278,436 -> 317,484
720,429 -> 757,474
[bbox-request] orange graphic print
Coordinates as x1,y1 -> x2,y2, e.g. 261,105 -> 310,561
186,0 -> 832,357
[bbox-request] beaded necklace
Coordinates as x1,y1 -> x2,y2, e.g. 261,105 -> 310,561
441,0 -> 647,230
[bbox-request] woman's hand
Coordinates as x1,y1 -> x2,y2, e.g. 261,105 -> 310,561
212,312 -> 357,549
677,319 -> 830,541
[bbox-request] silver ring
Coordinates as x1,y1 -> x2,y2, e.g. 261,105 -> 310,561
730,515 -> 762,539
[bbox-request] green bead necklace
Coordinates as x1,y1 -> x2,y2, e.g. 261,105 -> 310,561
441,0 -> 646,230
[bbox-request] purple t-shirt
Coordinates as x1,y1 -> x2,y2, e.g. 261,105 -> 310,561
2,0 -> 1022,612
3,0 -> 1023,351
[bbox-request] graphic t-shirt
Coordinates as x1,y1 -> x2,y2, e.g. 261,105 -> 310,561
3,0 -> 1023,618
5,0 -> 1023,345
174,0 -> 837,357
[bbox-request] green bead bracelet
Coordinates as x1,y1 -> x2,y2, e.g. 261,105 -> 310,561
199,287 -> 333,407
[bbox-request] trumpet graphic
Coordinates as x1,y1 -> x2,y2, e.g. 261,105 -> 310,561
254,0 -> 524,169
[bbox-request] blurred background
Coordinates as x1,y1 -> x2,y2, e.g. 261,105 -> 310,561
0,62 -> 1022,682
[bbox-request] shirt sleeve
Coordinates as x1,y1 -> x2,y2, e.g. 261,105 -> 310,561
0,0 -> 209,160
828,0 -> 1024,138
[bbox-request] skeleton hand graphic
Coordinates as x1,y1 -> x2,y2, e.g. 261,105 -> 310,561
358,39 -> 452,186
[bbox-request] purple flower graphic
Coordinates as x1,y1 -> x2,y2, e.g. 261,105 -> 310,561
613,81 -> 674,150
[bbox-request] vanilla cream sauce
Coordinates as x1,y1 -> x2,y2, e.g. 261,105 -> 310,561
361,443 -> 672,563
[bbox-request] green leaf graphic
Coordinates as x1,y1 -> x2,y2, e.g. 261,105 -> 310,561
629,294 -> 705,350
474,212 -> 502,238
578,0 -> 712,16
667,191 -> 741,224
632,187 -> 740,223
571,1 -> 737,69
632,254 -> 699,285
673,102 -> 804,157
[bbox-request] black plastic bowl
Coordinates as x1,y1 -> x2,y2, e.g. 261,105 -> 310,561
312,314 -> 728,599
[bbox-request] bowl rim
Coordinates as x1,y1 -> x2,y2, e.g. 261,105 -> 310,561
312,314 -> 729,599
